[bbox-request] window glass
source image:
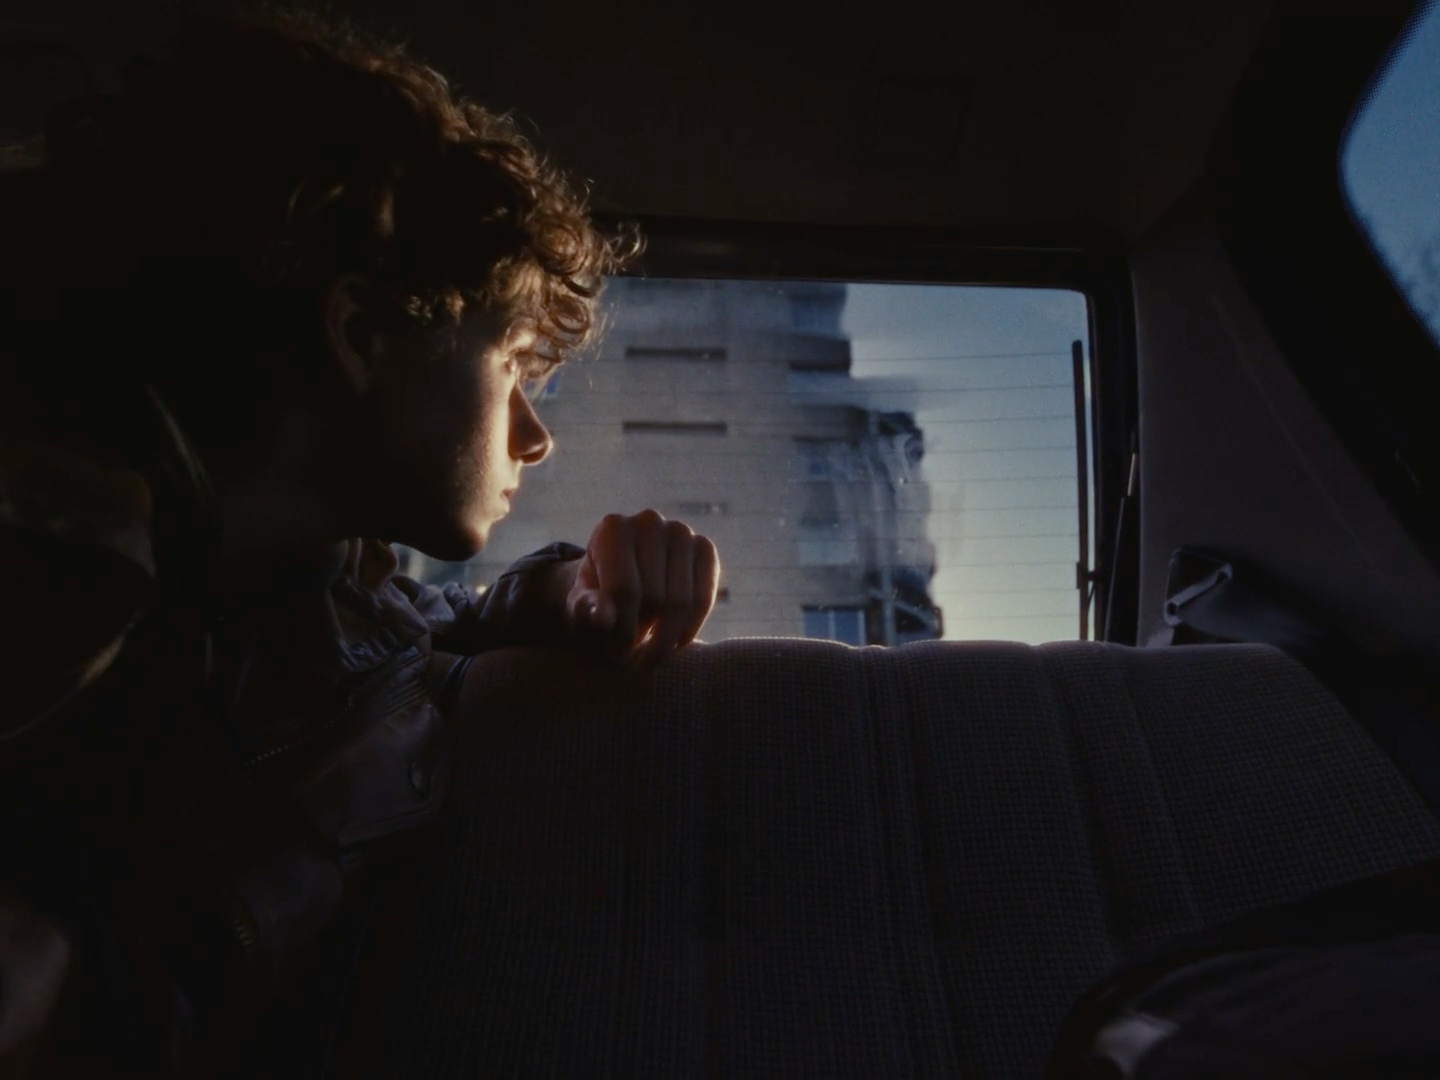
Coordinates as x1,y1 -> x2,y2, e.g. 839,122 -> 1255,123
802,606 -> 865,646
1341,0 -> 1440,347
398,279 -> 1092,645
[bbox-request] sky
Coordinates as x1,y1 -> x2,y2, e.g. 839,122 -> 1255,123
1341,0 -> 1440,340
843,284 -> 1091,643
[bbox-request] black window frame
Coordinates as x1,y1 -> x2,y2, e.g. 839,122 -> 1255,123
600,216 -> 1139,643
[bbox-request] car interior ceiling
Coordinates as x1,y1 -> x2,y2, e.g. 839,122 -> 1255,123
5,0 -> 1440,1073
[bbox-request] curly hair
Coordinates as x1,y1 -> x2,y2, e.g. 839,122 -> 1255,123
5,7 -> 636,430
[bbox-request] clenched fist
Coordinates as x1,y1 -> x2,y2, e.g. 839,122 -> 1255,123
560,509 -> 720,667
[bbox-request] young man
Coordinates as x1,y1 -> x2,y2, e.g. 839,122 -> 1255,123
0,10 -> 717,1075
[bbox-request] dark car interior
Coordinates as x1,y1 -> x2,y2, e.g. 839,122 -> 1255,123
4,0 -> 1440,1075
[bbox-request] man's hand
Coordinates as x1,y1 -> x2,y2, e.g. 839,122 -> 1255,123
561,510 -> 720,668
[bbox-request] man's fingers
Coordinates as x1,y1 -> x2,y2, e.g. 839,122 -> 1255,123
588,514 -> 641,654
567,551 -> 609,627
680,536 -> 720,647
631,509 -> 668,625
576,510 -> 719,667
633,522 -> 696,667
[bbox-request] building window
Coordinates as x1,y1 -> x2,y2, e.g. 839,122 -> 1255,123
798,481 -> 840,526
802,606 -> 866,645
625,346 -> 728,361
621,421 -> 728,436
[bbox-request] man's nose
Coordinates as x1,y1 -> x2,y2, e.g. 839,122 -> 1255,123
510,386 -> 554,465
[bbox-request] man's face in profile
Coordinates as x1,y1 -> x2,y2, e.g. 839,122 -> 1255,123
354,312 -> 555,562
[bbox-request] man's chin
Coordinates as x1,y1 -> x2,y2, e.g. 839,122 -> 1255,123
396,522 -> 489,564
439,531 -> 489,563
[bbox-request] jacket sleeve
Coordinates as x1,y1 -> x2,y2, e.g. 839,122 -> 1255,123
390,542 -> 587,656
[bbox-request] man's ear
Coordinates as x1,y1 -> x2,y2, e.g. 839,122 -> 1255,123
322,272 -> 382,394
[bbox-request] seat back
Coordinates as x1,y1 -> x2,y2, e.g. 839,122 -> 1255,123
372,640 -> 1440,1077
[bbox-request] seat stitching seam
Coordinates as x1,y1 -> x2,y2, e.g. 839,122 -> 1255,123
1042,646 -> 1121,952
1103,645 -> 1200,933
856,649 -> 908,1075
896,647 -> 964,1075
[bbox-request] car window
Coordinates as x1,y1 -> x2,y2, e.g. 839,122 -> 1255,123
400,279 -> 1093,646
1340,0 -> 1440,347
